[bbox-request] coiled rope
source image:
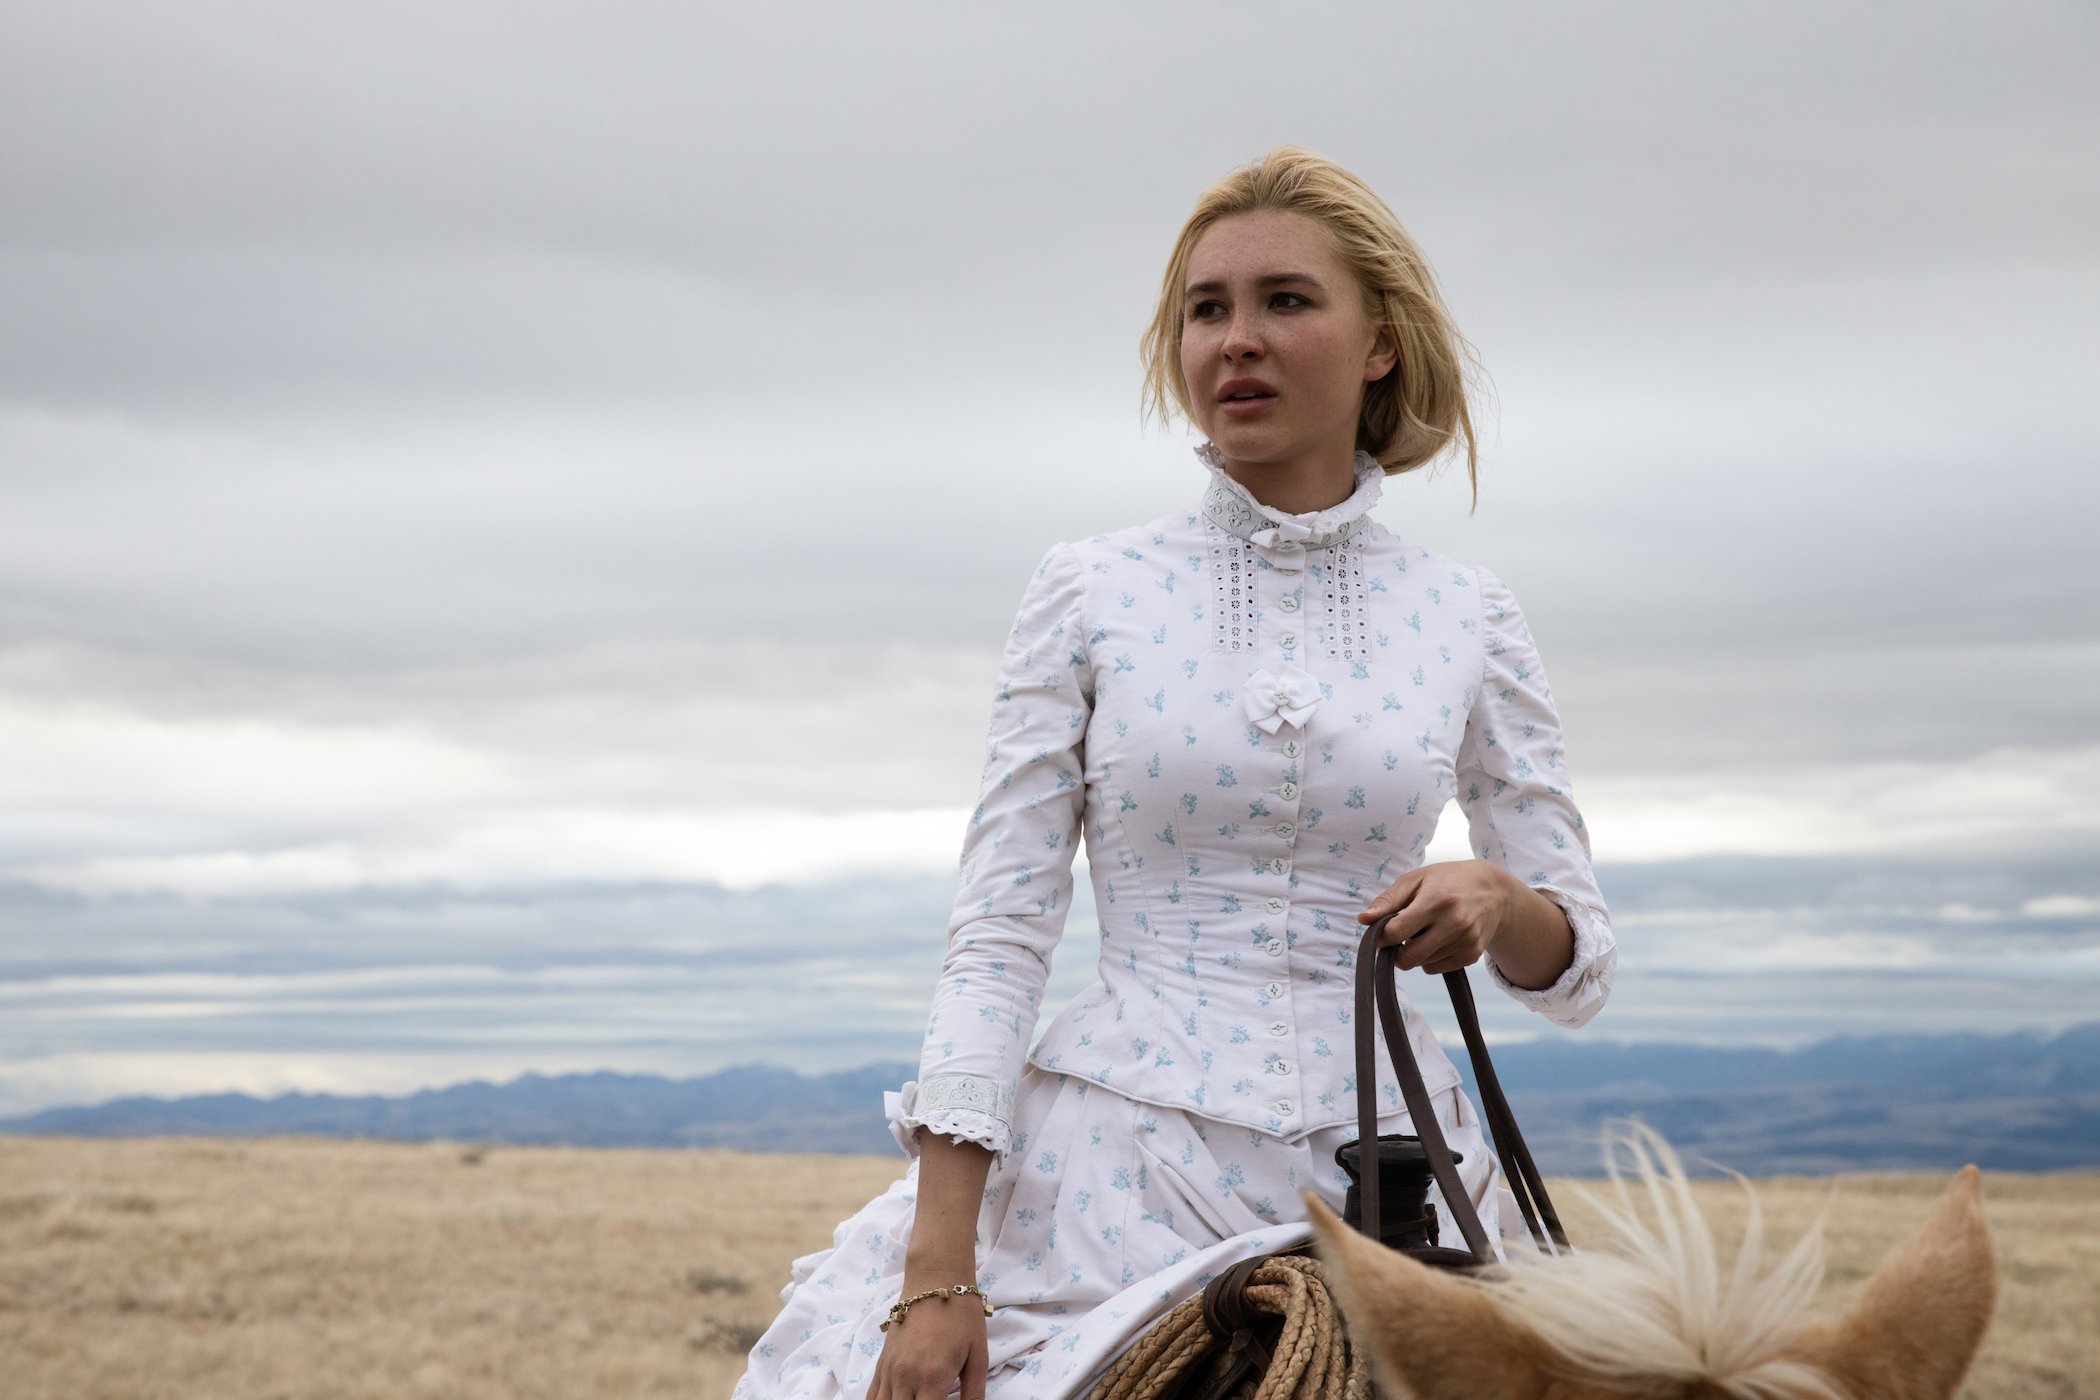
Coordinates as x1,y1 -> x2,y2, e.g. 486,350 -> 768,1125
1082,1253 -> 1369,1400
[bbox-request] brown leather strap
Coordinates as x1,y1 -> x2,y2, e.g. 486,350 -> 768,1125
1353,914 -> 1568,1262
1190,1255 -> 1274,1400
1443,967 -> 1568,1252
1356,919 -> 1491,1260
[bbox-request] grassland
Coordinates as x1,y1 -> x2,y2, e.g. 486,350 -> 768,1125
0,1135 -> 2092,1398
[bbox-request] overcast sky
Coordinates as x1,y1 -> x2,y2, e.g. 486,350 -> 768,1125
2,2 -> 2096,1118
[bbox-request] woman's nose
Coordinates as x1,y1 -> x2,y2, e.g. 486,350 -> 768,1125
1222,311 -> 1262,361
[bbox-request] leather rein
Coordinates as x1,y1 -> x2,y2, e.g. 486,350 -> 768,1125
1352,915 -> 1569,1262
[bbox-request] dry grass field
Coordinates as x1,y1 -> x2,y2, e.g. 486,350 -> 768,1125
0,1135 -> 2092,1400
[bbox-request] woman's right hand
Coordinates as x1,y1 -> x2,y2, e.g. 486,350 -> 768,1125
868,1286 -> 989,1400
876,1130 -> 996,1400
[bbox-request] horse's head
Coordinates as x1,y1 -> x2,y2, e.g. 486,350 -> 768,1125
1307,1124 -> 1996,1400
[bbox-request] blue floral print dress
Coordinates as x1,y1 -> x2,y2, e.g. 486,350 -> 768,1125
733,445 -> 1617,1400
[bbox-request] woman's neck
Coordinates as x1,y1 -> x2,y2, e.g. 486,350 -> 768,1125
1220,448 -> 1360,517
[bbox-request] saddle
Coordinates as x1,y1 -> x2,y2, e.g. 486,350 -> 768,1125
1082,916 -> 1568,1400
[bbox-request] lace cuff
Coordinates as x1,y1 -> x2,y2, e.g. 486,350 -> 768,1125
1486,882 -> 1617,1029
884,1073 -> 1017,1160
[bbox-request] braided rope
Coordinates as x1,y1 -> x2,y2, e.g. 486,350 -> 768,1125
1083,1254 -> 1370,1400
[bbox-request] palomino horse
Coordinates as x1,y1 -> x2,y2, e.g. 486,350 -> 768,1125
1308,1123 -> 1996,1400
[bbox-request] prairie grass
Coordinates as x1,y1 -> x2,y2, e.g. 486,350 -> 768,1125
0,1135 -> 2091,1398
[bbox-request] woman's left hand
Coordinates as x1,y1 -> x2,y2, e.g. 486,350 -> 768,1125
1356,859 -> 1520,975
1359,859 -> 1577,989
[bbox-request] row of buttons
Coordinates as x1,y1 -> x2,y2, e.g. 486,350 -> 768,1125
1266,728 -> 1301,1123
1276,734 -> 1303,826
1219,497 -> 1330,1122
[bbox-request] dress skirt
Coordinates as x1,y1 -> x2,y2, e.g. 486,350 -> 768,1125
731,1063 -> 1523,1400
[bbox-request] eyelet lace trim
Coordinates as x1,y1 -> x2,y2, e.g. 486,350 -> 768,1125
885,1072 -> 1018,1158
1195,443 -> 1385,550
1317,534 -> 1368,663
916,1072 -> 1015,1122
1209,520 -> 1256,654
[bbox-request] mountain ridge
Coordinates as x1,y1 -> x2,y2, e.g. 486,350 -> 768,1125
8,1022 -> 2096,1176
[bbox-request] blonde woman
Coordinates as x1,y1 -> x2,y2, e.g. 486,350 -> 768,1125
733,146 -> 1617,1400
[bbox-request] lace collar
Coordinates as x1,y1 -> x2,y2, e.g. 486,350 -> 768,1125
1195,442 -> 1385,550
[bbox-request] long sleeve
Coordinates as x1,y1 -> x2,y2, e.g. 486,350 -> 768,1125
884,542 -> 1094,1163
1454,564 -> 1617,1029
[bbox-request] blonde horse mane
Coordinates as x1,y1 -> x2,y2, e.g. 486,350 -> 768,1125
1472,1120 -> 1843,1399
1309,1118 -> 1995,1400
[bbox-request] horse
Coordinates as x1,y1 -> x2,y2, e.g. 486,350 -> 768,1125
1307,1122 -> 1996,1400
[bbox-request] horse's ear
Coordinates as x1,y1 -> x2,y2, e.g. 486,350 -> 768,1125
1792,1164 -> 1997,1400
1305,1192 -> 1551,1400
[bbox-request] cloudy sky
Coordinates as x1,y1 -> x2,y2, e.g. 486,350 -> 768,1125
2,3 -> 2095,1118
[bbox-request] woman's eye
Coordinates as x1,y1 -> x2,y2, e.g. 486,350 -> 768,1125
1189,300 -> 1225,321
1272,292 -> 1310,308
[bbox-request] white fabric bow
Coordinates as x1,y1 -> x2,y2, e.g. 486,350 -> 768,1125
1243,664 -> 1322,734
1248,519 -> 1317,551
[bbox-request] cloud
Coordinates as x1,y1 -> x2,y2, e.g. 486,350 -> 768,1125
4,868 -> 2094,1118
1,3 -> 2094,1115
4,843 -> 2093,1098
6,695 -> 2095,899
11,807 -> 979,899
1581,744 -> 2100,861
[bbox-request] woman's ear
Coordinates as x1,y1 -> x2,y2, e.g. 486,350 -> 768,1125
1364,325 -> 1399,383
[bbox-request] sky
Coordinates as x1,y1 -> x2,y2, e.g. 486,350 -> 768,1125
1,2 -> 2096,1118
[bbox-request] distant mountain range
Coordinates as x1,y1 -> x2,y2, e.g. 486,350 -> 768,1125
1462,1021 -> 2100,1176
7,1023 -> 2097,1176
0,1062 -> 912,1155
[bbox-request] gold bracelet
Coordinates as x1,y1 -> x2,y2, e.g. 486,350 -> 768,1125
878,1283 -> 995,1332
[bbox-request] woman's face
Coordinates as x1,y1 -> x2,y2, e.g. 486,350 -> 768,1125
1178,209 -> 1395,475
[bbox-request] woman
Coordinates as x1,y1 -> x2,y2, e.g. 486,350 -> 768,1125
733,146 -> 1617,1400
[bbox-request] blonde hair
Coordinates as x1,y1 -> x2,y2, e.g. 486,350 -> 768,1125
1140,146 -> 1486,507
1475,1121 -> 1844,1400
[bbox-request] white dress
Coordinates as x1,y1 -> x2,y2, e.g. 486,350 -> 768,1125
733,447 -> 1617,1400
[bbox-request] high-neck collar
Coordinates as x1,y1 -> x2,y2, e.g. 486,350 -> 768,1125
1195,442 -> 1385,549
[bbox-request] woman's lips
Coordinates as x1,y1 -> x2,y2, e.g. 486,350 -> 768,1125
1217,377 -> 1277,419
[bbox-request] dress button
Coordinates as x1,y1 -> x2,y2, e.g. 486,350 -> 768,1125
1262,980 -> 1285,998
1264,897 -> 1285,915
1271,1058 -> 1294,1076
1273,821 -> 1296,839
1268,858 -> 1289,875
1264,937 -> 1286,956
1280,633 -> 1299,649
1278,596 -> 1300,613
1275,1100 -> 1296,1116
1271,688 -> 1290,706
1268,1020 -> 1290,1037
1278,781 -> 1298,800
1274,541 -> 1299,554
1281,740 -> 1302,758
